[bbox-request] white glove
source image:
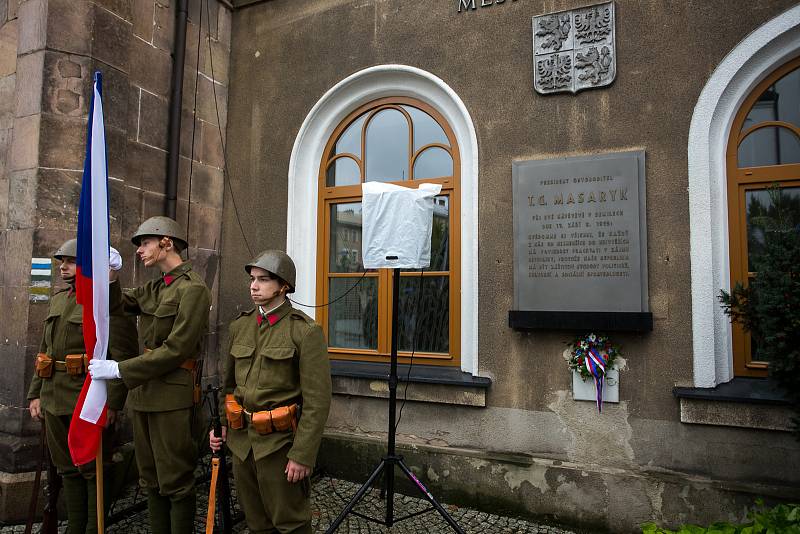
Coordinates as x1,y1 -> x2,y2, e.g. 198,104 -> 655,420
88,359 -> 121,380
109,247 -> 122,271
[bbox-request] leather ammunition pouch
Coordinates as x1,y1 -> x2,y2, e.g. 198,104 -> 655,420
35,353 -> 53,379
35,353 -> 88,377
224,396 -> 299,435
225,394 -> 243,430
249,404 -> 299,435
64,354 -> 88,376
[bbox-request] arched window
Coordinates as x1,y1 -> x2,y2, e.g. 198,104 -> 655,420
726,56 -> 800,377
315,97 -> 461,366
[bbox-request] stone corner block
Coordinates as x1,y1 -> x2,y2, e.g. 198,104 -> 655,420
9,113 -> 40,171
16,0 -> 46,54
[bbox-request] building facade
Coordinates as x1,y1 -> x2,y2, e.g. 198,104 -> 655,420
2,0 -> 800,531
218,0 -> 800,532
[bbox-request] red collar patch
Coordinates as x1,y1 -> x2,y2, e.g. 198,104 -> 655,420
256,313 -> 279,327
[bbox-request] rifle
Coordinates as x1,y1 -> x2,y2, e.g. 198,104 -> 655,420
41,421 -> 62,534
205,385 -> 232,534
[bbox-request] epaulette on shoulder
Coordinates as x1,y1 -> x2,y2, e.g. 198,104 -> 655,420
235,307 -> 256,319
289,308 -> 314,324
53,287 -> 70,295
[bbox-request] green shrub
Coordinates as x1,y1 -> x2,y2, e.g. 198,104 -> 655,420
641,501 -> 800,533
719,186 -> 800,436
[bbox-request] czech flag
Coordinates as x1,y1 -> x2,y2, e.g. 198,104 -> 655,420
68,71 -> 111,466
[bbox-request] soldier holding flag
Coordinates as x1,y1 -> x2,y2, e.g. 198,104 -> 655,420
90,216 -> 211,534
27,240 -> 138,533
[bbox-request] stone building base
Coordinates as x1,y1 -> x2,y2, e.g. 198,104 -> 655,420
317,433 -> 800,533
0,470 -> 43,524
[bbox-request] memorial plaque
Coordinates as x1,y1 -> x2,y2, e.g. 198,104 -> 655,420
512,151 -> 648,315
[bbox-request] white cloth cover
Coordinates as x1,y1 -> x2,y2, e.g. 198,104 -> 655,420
361,182 -> 443,269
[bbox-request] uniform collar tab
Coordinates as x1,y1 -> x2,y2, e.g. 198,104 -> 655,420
163,262 -> 192,285
257,300 -> 291,327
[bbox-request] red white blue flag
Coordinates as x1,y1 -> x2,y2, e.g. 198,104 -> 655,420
68,71 -> 111,466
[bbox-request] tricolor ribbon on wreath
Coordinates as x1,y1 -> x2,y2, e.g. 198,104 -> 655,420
585,346 -> 607,411
567,333 -> 621,413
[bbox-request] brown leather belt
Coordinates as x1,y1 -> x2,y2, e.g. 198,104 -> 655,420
225,395 -> 298,435
35,353 -> 88,377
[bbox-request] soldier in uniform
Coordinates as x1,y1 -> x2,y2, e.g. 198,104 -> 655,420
210,250 -> 331,534
89,216 -> 211,534
27,239 -> 138,534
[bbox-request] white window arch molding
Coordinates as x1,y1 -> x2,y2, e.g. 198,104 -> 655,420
688,5 -> 800,387
285,65 -> 480,375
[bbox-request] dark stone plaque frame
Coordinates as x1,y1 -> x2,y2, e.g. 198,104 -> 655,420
509,310 -> 652,332
509,150 -> 652,332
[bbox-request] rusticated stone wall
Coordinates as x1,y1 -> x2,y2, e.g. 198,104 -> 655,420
0,0 -> 231,519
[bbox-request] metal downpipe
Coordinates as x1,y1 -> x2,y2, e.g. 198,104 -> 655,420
165,0 -> 189,219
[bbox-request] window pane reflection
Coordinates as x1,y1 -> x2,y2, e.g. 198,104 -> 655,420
751,335 -> 769,363
414,147 -> 453,179
330,203 -> 364,272
366,109 -> 409,182
328,276 -> 377,350
739,66 -> 800,167
335,114 -> 365,158
398,275 -> 449,354
745,187 -> 800,271
739,127 -> 800,167
402,105 -> 449,151
431,197 -> 449,271
326,157 -> 360,187
742,66 -> 800,132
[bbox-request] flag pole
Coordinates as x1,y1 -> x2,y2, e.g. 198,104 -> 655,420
96,434 -> 104,533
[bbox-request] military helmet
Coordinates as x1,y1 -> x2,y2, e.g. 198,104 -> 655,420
54,239 -> 77,260
245,250 -> 296,293
131,216 -> 188,251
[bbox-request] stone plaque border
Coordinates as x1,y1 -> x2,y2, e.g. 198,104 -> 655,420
509,310 -> 652,332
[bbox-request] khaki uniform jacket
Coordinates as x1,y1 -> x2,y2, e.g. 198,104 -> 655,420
224,301 -> 331,468
27,287 -> 139,416
114,262 -> 211,412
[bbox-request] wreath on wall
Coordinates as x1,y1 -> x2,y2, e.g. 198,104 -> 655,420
567,333 -> 621,412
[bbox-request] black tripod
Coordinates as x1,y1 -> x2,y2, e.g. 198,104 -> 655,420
325,268 -> 466,534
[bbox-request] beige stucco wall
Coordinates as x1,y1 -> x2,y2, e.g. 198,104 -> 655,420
221,0 -> 800,530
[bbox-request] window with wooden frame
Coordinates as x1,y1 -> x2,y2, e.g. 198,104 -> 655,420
727,56 -> 800,377
315,97 -> 461,366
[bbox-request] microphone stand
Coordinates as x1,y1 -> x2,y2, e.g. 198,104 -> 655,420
324,268 -> 465,533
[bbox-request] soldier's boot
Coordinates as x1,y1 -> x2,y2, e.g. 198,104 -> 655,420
146,490 -> 172,534
62,474 -> 89,534
169,490 -> 196,534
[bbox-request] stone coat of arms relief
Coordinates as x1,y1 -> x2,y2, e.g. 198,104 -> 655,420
533,2 -> 616,94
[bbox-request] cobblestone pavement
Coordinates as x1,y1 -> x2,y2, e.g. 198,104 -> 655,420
1,474 -> 579,534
